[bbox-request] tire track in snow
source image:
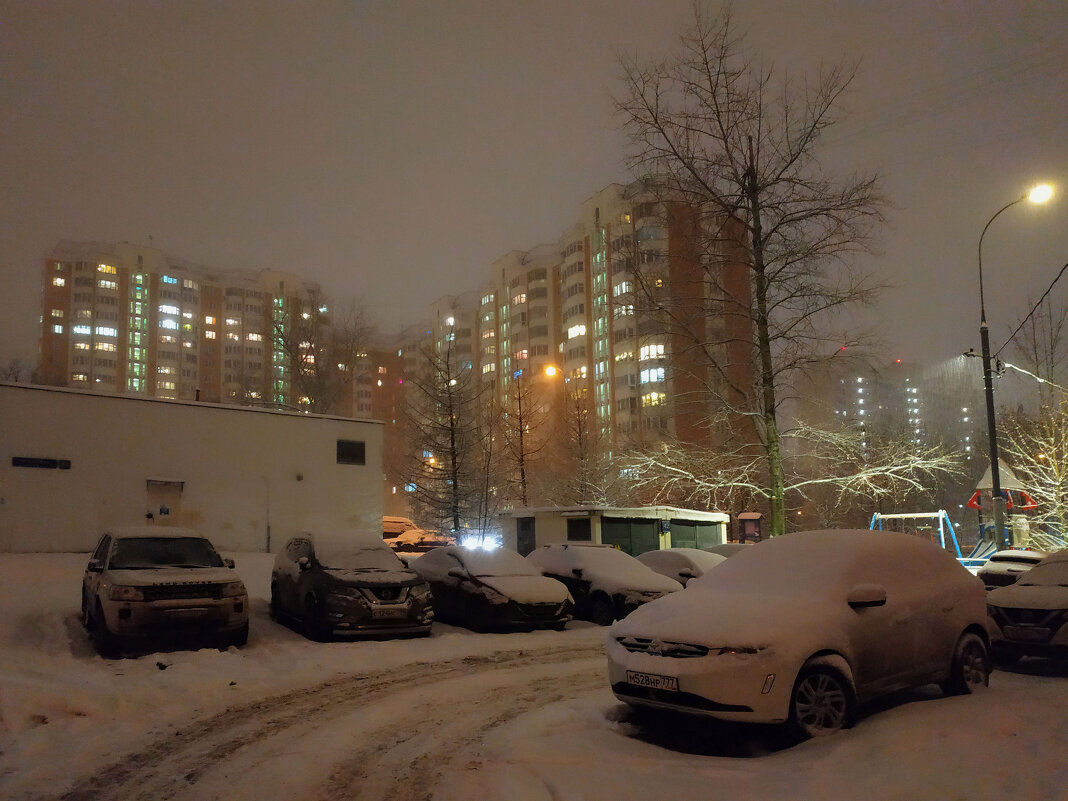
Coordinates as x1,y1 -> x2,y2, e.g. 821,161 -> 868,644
52,642 -> 605,801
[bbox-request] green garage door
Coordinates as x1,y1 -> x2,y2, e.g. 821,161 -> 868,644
601,517 -> 660,555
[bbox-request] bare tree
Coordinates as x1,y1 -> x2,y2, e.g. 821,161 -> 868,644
621,419 -> 963,527
545,386 -> 622,507
270,290 -> 372,415
614,2 -> 886,534
497,368 -> 552,507
1008,294 -> 1068,407
401,338 -> 489,534
0,357 -> 33,383
1000,401 -> 1068,548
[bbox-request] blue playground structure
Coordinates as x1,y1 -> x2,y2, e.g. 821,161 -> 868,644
869,510 -> 964,558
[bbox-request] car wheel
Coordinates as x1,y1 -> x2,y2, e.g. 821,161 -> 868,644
941,633 -> 990,695
89,600 -> 121,659
81,591 -> 91,630
790,665 -> 854,738
302,594 -> 331,642
588,593 -> 615,627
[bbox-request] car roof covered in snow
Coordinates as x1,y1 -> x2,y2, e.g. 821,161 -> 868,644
104,526 -> 207,540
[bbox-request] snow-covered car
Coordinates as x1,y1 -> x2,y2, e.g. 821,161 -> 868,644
270,535 -> 433,640
977,549 -> 1049,590
703,542 -> 756,558
387,527 -> 456,553
607,529 -> 991,738
411,546 -> 573,631
636,548 -> 727,586
986,549 -> 1068,664
81,526 -> 249,657
526,543 -> 682,626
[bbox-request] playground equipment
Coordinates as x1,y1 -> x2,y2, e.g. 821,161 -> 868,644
869,510 -> 962,558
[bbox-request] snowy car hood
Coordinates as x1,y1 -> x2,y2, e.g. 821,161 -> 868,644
321,568 -> 425,587
476,574 -> 572,605
987,582 -> 1068,611
611,586 -> 834,653
105,567 -> 243,586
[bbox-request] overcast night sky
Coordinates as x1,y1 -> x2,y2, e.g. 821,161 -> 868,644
2,0 -> 1067,373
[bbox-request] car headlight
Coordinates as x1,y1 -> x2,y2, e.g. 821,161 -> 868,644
409,583 -> 431,600
109,585 -> 144,601
221,581 -> 247,598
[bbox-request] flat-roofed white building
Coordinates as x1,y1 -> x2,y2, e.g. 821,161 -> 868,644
0,383 -> 383,552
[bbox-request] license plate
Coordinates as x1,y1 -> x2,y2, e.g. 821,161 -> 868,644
626,670 -> 679,692
372,606 -> 410,620
1003,625 -> 1051,642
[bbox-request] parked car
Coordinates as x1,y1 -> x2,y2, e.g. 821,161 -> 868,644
411,546 -> 573,631
977,549 -> 1049,590
270,534 -> 433,640
526,543 -> 682,626
81,526 -> 249,657
636,548 -> 727,586
703,542 -> 755,558
607,529 -> 991,738
388,527 -> 456,553
986,549 -> 1068,664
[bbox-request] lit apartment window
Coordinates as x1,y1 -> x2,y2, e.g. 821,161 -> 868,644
512,293 -> 526,305
182,311 -> 193,319
160,304 -> 180,315
640,367 -> 665,384
95,326 -> 117,337
98,279 -> 118,290
97,264 -> 117,274
160,320 -> 179,330
182,279 -> 198,289
71,373 -> 88,382
159,380 -> 176,390
247,332 -> 262,341
639,344 -> 665,361
204,330 -> 215,340
74,342 -> 89,350
612,281 -> 632,297
567,324 -> 587,339
73,325 -> 91,335
50,308 -> 64,318
204,316 -> 215,325
482,363 -> 496,374
95,342 -> 116,352
161,276 -> 178,284
642,392 -> 666,407
445,316 -> 455,326
52,277 -> 66,287
52,324 -> 63,334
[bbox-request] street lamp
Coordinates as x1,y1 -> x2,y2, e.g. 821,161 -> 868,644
977,183 -> 1053,548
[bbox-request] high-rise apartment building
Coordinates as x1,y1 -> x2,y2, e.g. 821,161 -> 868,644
37,241 -> 348,411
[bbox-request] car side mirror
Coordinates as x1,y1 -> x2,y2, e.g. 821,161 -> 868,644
87,558 -> 104,573
297,556 -> 311,571
224,558 -> 236,569
847,584 -> 887,609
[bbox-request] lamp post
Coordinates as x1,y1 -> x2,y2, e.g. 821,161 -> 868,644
977,183 -> 1053,548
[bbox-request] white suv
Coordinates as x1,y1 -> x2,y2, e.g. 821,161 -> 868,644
81,526 -> 249,657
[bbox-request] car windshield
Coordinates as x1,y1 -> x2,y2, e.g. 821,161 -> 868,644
109,537 -> 225,569
460,548 -> 540,577
1017,560 -> 1068,587
318,546 -> 405,571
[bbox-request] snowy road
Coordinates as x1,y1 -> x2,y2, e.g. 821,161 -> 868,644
4,553 -> 1068,801
55,643 -> 605,801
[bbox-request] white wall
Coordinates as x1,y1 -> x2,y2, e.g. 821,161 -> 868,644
0,384 -> 383,552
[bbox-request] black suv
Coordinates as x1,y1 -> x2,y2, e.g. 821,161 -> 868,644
270,534 -> 433,640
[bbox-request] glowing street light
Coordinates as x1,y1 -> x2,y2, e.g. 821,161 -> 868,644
977,182 -> 1054,547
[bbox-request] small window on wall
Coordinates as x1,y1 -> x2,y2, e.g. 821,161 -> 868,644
336,439 -> 366,465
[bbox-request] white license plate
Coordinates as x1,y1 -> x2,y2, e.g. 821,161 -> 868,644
626,670 -> 679,692
372,606 -> 410,620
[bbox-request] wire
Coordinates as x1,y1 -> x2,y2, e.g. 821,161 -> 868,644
995,261 -> 1068,358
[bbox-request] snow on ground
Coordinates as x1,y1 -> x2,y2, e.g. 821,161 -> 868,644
1,552 -> 1067,800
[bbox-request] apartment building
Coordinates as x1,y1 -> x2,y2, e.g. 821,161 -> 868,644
404,182 -> 752,452
36,241 -> 349,411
